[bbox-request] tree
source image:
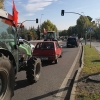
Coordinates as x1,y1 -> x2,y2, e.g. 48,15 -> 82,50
29,27 -> 38,40
59,30 -> 67,36
0,0 -> 5,9
76,15 -> 91,39
67,25 -> 78,37
41,20 -> 57,33
87,16 -> 92,22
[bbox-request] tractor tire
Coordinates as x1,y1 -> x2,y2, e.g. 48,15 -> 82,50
0,55 -> 15,100
26,57 -> 42,84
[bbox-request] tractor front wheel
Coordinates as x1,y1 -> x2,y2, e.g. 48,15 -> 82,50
26,57 -> 42,84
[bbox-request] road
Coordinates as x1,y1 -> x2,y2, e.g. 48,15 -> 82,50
12,41 -> 81,100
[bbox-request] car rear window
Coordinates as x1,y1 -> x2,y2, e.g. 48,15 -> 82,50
67,38 -> 76,42
35,42 -> 54,50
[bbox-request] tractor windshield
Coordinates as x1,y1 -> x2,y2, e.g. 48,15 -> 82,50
45,32 -> 57,40
0,17 -> 16,52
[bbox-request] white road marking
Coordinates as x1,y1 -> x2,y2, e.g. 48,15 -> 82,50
54,45 -> 81,100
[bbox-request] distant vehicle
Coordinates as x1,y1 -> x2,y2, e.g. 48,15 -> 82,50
33,41 -> 62,64
66,37 -> 79,47
19,39 -> 35,51
44,31 -> 57,41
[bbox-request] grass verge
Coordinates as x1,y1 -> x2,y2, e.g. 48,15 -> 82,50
75,44 -> 100,100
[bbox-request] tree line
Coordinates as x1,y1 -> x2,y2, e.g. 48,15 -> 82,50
18,20 -> 57,40
59,16 -> 100,41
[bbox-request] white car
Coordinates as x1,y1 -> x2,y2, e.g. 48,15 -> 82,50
29,43 -> 35,51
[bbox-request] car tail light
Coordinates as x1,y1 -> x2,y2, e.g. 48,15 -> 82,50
52,53 -> 55,56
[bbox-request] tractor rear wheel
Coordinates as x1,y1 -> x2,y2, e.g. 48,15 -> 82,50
0,54 -> 15,100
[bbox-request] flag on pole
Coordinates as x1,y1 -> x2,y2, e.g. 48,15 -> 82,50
12,0 -> 18,26
43,28 -> 47,34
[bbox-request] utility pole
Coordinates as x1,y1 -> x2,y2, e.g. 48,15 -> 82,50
40,14 -> 44,39
81,12 -> 87,45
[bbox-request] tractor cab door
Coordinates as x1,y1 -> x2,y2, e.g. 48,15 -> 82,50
0,17 -> 19,72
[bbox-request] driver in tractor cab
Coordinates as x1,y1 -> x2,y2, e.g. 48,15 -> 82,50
44,31 -> 57,41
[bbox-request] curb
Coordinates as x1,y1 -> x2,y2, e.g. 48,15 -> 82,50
70,44 -> 84,100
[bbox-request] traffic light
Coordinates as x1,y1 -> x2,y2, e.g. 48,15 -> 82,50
61,10 -> 64,16
36,18 -> 38,23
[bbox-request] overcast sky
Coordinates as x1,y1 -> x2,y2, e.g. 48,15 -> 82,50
4,0 -> 100,30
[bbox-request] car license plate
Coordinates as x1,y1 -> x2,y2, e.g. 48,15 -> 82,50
41,57 -> 48,60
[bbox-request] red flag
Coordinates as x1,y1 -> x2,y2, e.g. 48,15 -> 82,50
43,28 -> 47,34
12,0 -> 18,26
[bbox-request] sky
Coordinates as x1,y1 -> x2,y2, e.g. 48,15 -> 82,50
4,0 -> 100,31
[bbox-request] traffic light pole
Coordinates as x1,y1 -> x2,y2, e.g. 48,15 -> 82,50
64,12 -> 82,16
21,20 -> 37,24
18,19 -> 38,36
18,18 -> 38,24
61,10 -> 87,45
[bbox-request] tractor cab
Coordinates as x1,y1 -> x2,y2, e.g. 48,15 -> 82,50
44,31 -> 57,41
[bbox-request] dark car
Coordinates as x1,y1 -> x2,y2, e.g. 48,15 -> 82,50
66,37 -> 79,47
33,41 -> 62,64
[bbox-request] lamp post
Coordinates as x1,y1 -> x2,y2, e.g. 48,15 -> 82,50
40,14 -> 44,32
81,12 -> 87,45
40,14 -> 44,39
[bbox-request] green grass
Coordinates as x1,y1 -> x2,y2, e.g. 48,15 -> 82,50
76,92 -> 100,100
82,45 -> 100,75
75,44 -> 100,100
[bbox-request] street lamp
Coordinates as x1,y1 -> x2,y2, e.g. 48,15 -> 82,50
40,14 -> 44,30
81,12 -> 87,45
40,14 -> 44,39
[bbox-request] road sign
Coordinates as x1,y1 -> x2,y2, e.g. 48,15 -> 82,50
87,28 -> 93,33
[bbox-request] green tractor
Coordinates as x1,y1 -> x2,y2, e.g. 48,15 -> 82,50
0,9 -> 42,100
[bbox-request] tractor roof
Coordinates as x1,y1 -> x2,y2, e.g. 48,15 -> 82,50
0,9 -> 13,21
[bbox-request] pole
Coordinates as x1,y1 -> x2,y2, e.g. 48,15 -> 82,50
64,11 -> 87,45
40,14 -> 44,39
90,32 -> 91,48
21,20 -> 36,24
65,12 -> 82,16
85,32 -> 87,45
81,12 -> 87,45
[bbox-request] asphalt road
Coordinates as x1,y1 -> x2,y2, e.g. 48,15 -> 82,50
12,41 -> 81,100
